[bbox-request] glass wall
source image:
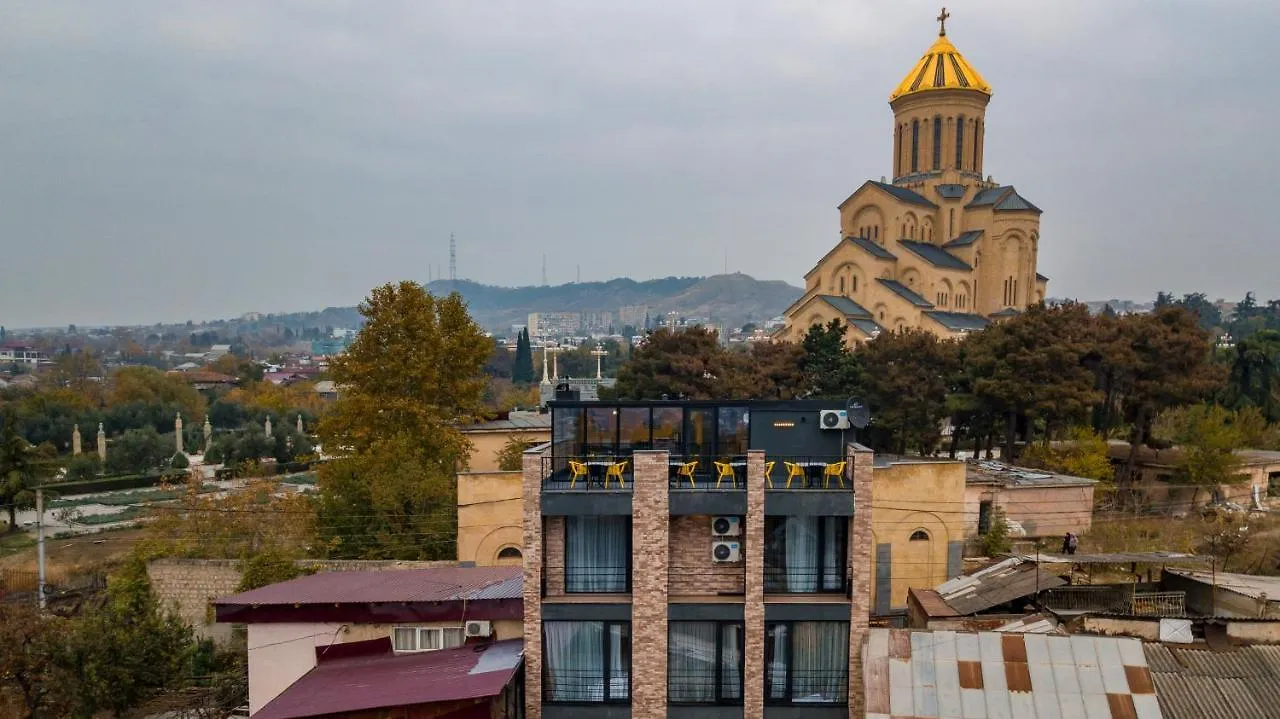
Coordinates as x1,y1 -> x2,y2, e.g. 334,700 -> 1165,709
764,621 -> 849,705
716,406 -> 749,458
668,622 -> 743,705
584,407 -> 618,455
565,516 -> 630,592
544,621 -> 631,703
685,408 -> 715,461
763,517 -> 848,593
618,407 -> 651,452
652,407 -> 683,452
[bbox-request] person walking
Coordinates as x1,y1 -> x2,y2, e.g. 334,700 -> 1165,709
1061,532 -> 1078,556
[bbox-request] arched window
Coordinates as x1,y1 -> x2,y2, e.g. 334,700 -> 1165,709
974,120 -> 981,169
839,276 -> 845,294
949,209 -> 955,238
909,529 -> 930,541
955,115 -> 965,169
896,125 -> 903,174
873,226 -> 879,240
911,119 -> 919,172
932,115 -> 942,170
852,275 -> 858,292
497,546 -> 522,560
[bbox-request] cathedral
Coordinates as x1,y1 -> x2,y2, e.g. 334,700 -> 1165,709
777,10 -> 1046,344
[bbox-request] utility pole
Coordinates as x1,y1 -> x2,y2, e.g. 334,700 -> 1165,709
36,487 -> 46,610
542,255 -> 548,286
449,233 -> 457,288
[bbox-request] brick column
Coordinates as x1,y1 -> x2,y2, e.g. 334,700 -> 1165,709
630,450 -> 669,719
521,449 -> 545,719
847,443 -> 875,718
744,449 -> 767,717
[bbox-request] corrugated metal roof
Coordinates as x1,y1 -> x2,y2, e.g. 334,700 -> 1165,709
869,180 -> 938,208
1165,570 -> 1280,600
967,186 -> 1012,207
1014,552 -> 1202,565
818,294 -> 874,318
995,190 -> 1043,213
255,639 -> 523,719
215,566 -> 522,607
877,278 -> 935,308
932,557 -> 1066,615
848,235 -> 898,261
925,311 -> 990,332
899,240 -> 973,271
943,229 -> 985,247
1144,642 -> 1280,719
865,628 -> 1158,719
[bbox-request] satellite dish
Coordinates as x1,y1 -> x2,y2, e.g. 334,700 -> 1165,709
846,397 -> 871,429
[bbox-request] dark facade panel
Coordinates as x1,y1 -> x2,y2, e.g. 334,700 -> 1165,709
764,706 -> 849,719
544,706 -> 632,719
875,543 -> 893,615
764,491 -> 855,517
541,493 -> 633,516
947,540 -> 964,580
542,603 -> 633,621
668,603 -> 746,622
669,491 -> 747,516
764,602 -> 851,622
671,707 -> 742,719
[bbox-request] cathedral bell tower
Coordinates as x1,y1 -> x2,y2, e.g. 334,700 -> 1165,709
889,8 -> 991,186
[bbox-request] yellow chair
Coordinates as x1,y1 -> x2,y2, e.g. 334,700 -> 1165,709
604,459 -> 629,488
784,462 -> 806,488
823,461 -> 847,489
764,461 -> 776,488
713,461 -> 737,489
675,460 -> 699,488
568,460 -> 588,488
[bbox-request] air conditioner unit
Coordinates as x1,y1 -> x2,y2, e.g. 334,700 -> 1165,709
711,516 -> 742,537
820,409 -> 851,430
464,620 -> 492,638
712,541 -> 742,563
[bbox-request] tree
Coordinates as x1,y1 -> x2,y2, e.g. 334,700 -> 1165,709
0,605 -> 71,718
107,366 -> 206,422
614,327 -> 755,400
980,507 -> 1012,557
859,329 -> 957,455
1019,426 -> 1114,481
1166,405 -> 1247,494
496,435 -> 539,471
55,555 -> 194,717
0,409 -> 55,532
1175,292 -> 1222,333
1225,330 -> 1280,422
106,427 -> 172,474
513,328 -> 535,384
748,340 -> 808,399
317,282 -> 490,559
798,320 -> 863,398
143,478 -> 316,559
237,549 -> 313,592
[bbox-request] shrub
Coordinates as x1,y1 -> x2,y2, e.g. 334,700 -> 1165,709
170,453 -> 189,469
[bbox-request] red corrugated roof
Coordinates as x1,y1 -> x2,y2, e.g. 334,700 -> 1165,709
255,639 -> 523,719
216,566 -> 521,607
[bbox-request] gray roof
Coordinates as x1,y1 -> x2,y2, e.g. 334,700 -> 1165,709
848,235 -> 897,261
869,180 -> 937,208
995,191 -> 1043,213
935,183 -> 967,199
1164,570 -> 1280,601
966,185 -> 1042,213
966,460 -> 1097,488
898,240 -> 973,271
864,629 -> 1158,719
967,186 -> 1011,207
463,414 -> 552,432
1036,272 -> 1050,282
1145,642 -> 1280,719
933,557 -> 1066,615
925,311 -> 991,332
944,229 -> 985,248
849,318 -> 884,337
1013,551 -> 1202,565
877,278 -> 934,308
990,307 -> 1021,317
818,294 -> 873,318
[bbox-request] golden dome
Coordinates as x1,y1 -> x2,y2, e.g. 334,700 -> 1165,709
889,31 -> 991,102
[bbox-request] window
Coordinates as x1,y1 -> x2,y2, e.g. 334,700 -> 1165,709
392,626 -> 465,653
910,119 -> 919,172
668,622 -> 743,705
974,120 -> 981,168
764,517 -> 847,593
619,407 -> 650,451
717,406 -> 749,458
544,621 -> 630,703
932,115 -> 942,170
838,276 -> 845,294
977,500 -> 993,534
956,115 -> 965,169
585,406 -> 618,454
873,225 -> 879,240
565,516 -> 630,592
949,208 -> 955,238
852,275 -> 858,292
652,407 -> 682,452
909,529 -> 930,541
765,621 -> 849,705
498,546 -> 522,559
895,125 -> 903,174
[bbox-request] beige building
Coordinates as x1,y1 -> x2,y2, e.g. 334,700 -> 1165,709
777,16 -> 1047,344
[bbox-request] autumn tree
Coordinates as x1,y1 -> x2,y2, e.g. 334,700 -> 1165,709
107,366 -> 206,422
0,408 -> 55,532
859,329 -> 958,455
0,605 -> 70,718
614,327 -> 756,400
316,282 -> 490,560
748,340 -> 808,399
1019,426 -> 1114,481
798,320 -> 863,398
143,477 -> 317,559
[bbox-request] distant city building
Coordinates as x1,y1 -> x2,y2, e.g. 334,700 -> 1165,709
617,305 -> 648,329
0,343 -> 47,368
527,312 -> 581,338
240,312 -> 264,322
580,311 -> 613,333
310,337 -> 351,356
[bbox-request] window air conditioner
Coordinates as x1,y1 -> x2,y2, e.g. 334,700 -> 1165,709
711,516 -> 742,537
712,541 -> 742,563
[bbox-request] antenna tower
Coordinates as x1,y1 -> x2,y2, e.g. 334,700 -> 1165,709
542,255 -> 548,286
449,233 -> 457,285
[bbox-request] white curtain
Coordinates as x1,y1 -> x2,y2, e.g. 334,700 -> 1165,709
785,517 -> 819,592
821,517 -> 845,591
669,622 -> 717,703
544,621 -> 604,702
766,624 -> 789,700
721,624 -> 743,701
609,623 -> 630,700
566,517 -> 628,592
790,622 -> 849,703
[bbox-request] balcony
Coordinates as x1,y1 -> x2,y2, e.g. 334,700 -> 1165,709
763,456 -> 851,491
541,454 -> 634,492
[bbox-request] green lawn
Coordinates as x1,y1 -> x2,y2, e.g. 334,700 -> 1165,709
0,530 -> 36,558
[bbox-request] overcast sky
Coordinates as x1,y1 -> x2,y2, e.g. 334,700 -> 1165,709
3,0 -> 1277,328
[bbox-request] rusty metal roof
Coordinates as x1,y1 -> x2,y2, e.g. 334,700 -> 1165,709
1015,551 -> 1205,566
215,566 -> 522,607
933,557 -> 1066,615
1145,642 -> 1280,719
865,628 -> 1161,719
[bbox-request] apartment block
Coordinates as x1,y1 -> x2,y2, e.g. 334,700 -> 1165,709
523,399 -> 873,719
528,312 -> 582,339
617,305 -> 649,330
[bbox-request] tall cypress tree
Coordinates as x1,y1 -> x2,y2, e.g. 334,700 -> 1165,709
513,328 -> 534,384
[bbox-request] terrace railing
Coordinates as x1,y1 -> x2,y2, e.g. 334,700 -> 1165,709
764,456 -> 851,490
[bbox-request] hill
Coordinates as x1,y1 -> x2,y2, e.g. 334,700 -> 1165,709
422,273 -> 801,332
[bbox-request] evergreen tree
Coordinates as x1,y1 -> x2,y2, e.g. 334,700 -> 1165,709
513,328 -> 535,384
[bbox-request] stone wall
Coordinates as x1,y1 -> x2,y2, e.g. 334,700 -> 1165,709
669,514 -> 745,597
630,451 -> 670,719
521,446 -> 545,719
147,557 -> 459,643
847,443 -> 875,718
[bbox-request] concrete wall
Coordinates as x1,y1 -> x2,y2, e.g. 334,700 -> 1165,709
464,428 -> 551,473
458,470 -> 524,566
964,482 -> 1094,539
870,460 -> 967,610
